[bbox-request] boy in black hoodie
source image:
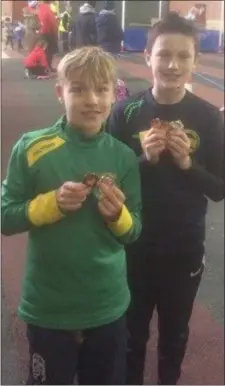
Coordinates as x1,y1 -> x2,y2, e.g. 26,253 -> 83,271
75,1 -> 97,47
107,12 -> 224,385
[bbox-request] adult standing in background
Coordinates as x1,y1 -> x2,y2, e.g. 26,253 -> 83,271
22,1 -> 40,53
58,3 -> 72,54
96,0 -> 123,56
75,1 -> 97,48
50,1 -> 60,21
38,0 -> 58,71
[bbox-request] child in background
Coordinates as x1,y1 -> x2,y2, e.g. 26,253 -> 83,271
3,17 -> 14,50
24,38 -> 50,79
116,78 -> 130,101
14,21 -> 25,52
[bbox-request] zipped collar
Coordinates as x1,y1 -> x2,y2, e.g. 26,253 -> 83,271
56,115 -> 106,148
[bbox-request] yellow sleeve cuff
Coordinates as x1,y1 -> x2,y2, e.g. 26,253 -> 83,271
27,190 -> 65,227
107,205 -> 133,237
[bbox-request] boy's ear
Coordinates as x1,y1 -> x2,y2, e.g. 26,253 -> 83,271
144,48 -> 151,68
55,83 -> 64,104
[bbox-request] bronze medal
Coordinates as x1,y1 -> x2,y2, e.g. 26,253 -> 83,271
82,173 -> 99,188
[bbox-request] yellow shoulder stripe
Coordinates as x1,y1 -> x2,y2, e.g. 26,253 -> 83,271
27,136 -> 65,167
107,205 -> 133,237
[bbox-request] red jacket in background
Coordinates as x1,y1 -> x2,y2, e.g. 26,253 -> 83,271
24,46 -> 49,69
38,3 -> 57,35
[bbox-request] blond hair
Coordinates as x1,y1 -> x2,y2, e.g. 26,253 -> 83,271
57,46 -> 117,86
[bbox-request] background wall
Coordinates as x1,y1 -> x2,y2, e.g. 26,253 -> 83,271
69,1 -> 159,27
1,0 -> 223,31
170,0 -> 223,30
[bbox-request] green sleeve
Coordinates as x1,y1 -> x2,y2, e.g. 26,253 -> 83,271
109,149 -> 142,245
1,136 -> 32,235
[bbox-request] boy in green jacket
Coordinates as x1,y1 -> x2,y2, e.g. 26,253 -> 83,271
1,46 -> 142,385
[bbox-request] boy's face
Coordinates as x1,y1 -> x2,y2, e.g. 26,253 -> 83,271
145,33 -> 196,91
56,70 -> 115,135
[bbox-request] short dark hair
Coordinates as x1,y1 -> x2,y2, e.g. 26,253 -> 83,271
147,12 -> 199,53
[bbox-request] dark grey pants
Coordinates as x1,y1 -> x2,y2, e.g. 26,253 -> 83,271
26,315 -> 127,385
126,245 -> 204,385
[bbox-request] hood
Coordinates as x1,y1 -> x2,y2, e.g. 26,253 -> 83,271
79,3 -> 96,14
99,9 -> 116,15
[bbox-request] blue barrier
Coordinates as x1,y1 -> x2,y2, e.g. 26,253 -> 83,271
199,29 -> 220,52
124,27 -> 221,53
123,27 -> 148,52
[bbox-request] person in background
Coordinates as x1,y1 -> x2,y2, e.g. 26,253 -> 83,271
22,1 -> 40,53
24,38 -> 50,79
96,0 -> 123,57
14,21 -> 25,52
75,1 -> 97,47
3,16 -> 14,50
69,19 -> 77,50
50,0 -> 60,21
58,3 -> 72,54
107,12 -> 224,385
38,0 -> 58,72
115,78 -> 130,102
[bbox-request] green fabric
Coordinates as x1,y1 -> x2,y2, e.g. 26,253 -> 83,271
1,116 -> 142,330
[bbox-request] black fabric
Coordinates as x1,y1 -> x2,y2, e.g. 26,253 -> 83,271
75,12 -> 97,47
96,11 -> 123,54
26,315 -> 127,385
106,87 -> 224,385
126,247 -> 204,385
25,66 -> 47,76
4,35 -> 14,49
59,31 -> 69,53
40,33 -> 57,69
106,89 -> 224,253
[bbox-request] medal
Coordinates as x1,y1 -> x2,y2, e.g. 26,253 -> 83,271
151,118 -> 162,129
82,173 -> 99,188
170,120 -> 184,131
82,173 -> 116,189
99,174 -> 115,186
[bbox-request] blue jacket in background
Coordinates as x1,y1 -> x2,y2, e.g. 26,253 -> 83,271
96,10 -> 123,54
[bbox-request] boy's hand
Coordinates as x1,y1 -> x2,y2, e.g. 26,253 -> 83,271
141,128 -> 166,164
167,129 -> 192,169
56,182 -> 91,212
97,181 -> 125,222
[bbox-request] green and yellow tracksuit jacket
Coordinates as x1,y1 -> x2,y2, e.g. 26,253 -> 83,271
1,116 -> 142,330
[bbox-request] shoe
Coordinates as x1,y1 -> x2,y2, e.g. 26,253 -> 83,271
24,69 -> 30,79
37,75 -> 50,80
